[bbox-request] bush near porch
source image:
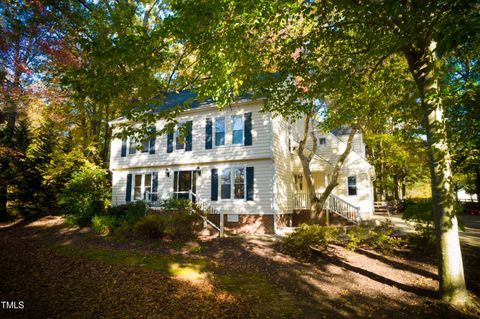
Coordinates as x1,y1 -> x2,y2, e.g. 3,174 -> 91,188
282,219 -> 404,259
90,199 -> 203,241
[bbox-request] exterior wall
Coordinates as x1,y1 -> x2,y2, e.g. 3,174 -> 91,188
290,119 -> 375,218
271,116 -> 294,220
111,159 -> 275,216
110,101 -> 271,170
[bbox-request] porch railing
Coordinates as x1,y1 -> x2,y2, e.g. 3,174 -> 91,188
294,192 -> 361,224
145,190 -> 224,236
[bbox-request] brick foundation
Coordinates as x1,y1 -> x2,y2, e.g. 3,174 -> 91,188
207,213 -> 274,234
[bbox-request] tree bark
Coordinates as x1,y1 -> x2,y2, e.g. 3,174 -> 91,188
296,115 -> 323,223
476,169 -> 480,204
404,39 -> 469,307
315,127 -> 357,220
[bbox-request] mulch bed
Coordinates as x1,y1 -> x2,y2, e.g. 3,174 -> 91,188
0,216 -> 479,319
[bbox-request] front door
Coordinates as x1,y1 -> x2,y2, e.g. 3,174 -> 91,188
173,170 -> 197,202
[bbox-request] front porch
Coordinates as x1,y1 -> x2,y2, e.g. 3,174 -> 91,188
293,192 -> 361,224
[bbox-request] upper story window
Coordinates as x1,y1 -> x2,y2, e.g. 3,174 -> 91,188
232,115 -> 243,145
347,176 -> 357,196
175,123 -> 186,150
128,138 -> 136,155
318,137 -> 327,146
215,117 -> 225,146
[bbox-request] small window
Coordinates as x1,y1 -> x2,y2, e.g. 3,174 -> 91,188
348,176 -> 357,196
294,174 -> 303,191
215,117 -> 225,146
318,138 -> 327,146
129,137 -> 137,154
175,123 -> 185,150
232,115 -> 243,145
221,168 -> 231,199
233,168 -> 245,199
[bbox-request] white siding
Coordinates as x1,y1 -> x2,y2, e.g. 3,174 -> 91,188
111,159 -> 274,215
272,116 -> 294,215
110,101 -> 271,170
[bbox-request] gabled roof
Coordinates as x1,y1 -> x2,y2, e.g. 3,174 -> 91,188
331,127 -> 353,136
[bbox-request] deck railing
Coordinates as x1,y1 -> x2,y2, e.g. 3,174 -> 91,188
294,192 -> 361,224
145,190 -> 224,236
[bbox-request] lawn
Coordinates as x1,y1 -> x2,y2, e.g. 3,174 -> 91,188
0,216 -> 479,319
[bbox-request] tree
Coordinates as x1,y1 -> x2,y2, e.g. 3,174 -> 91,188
169,0 -> 477,307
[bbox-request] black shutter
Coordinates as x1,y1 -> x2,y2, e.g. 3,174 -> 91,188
246,167 -> 254,201
167,132 -> 173,153
149,126 -> 156,154
211,169 -> 218,201
244,112 -> 252,146
205,118 -> 212,149
152,172 -> 158,202
185,121 -> 193,151
121,139 -> 127,157
126,174 -> 132,202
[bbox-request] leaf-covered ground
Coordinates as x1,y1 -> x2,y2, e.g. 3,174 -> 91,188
0,216 -> 479,319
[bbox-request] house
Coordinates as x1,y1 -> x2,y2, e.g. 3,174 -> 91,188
109,91 -> 375,234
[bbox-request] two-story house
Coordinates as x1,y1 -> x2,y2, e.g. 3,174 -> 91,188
109,91 -> 374,234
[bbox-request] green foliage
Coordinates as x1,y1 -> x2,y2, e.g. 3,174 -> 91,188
282,224 -> 340,259
91,215 -> 119,235
58,163 -> 110,226
159,198 -> 191,212
162,211 -> 202,241
283,221 -> 404,259
133,214 -> 166,239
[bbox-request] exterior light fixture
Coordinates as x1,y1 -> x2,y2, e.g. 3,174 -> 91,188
196,166 -> 201,176
165,168 -> 170,177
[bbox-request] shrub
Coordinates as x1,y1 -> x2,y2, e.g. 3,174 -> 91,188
344,219 -> 403,253
91,215 -> 119,235
159,198 -> 191,212
282,224 -> 340,258
58,163 -> 110,226
124,201 -> 148,224
133,214 -> 166,239
163,211 -> 203,240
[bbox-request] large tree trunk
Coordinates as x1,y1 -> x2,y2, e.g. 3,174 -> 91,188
476,170 -> 480,204
316,127 -> 357,221
296,116 -> 323,223
404,39 -> 469,307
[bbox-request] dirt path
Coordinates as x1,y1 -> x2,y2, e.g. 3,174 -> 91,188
0,216 -> 479,319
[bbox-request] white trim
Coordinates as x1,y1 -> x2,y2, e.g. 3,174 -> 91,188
231,114 -> 244,145
214,116 -> 226,147
218,165 -> 248,201
346,175 -> 357,197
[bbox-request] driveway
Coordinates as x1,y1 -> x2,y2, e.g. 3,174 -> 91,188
372,214 -> 480,248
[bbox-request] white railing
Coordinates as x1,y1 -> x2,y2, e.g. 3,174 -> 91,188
294,192 -> 361,224
145,190 -> 224,237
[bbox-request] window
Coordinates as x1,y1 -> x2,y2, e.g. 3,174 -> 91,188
215,117 -> 225,146
175,123 -> 185,150
318,138 -> 327,146
347,176 -> 357,196
233,168 -> 245,199
129,137 -> 137,154
232,115 -> 243,145
221,168 -> 231,199
294,174 -> 303,191
134,175 -> 142,200
133,174 -> 152,200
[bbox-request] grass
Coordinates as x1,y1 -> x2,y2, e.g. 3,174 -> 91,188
53,242 -> 298,317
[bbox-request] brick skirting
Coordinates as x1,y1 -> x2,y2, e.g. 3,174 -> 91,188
207,213 -> 275,234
